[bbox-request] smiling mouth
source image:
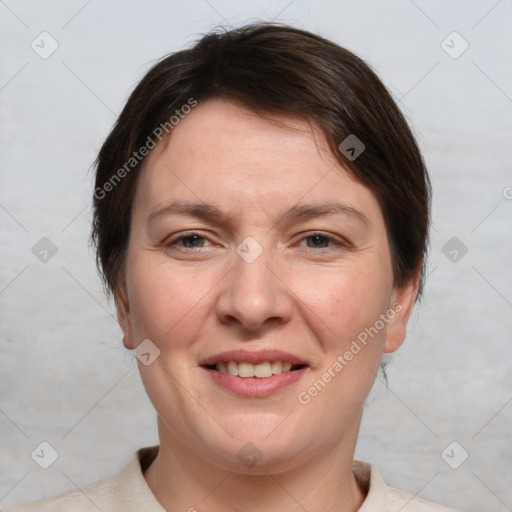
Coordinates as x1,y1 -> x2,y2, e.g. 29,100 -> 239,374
202,361 -> 308,379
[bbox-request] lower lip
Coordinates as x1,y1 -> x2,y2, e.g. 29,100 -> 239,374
203,367 -> 308,398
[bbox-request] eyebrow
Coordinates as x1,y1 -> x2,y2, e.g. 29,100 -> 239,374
276,202 -> 370,228
146,200 -> 371,228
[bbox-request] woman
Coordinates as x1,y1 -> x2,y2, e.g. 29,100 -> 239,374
5,22 -> 460,511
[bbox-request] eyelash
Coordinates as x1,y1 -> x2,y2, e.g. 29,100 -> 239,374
164,231 -> 348,252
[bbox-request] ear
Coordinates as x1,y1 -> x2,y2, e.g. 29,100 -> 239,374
383,272 -> 420,354
115,286 -> 134,350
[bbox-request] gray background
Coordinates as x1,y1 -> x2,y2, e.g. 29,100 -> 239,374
1,0 -> 511,510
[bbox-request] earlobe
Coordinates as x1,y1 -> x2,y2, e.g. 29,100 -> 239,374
115,289 -> 134,350
383,275 -> 419,354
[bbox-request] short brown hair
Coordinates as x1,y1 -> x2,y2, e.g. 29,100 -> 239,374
91,22 -> 431,301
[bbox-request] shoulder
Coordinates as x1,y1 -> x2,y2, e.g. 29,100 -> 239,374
2,446 -> 161,512
353,460 -> 461,512
385,485 -> 461,511
1,475 -> 116,512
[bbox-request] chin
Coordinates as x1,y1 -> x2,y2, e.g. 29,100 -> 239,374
205,440 -> 313,475
192,415 -> 317,473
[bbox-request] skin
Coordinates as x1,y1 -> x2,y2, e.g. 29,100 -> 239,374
116,99 -> 418,512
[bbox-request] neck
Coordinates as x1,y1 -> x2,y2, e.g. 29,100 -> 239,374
144,416 -> 366,512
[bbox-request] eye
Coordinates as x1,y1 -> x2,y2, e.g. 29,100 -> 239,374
299,232 -> 348,250
165,232 -> 213,251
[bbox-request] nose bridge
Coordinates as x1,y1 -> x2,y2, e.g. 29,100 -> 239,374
216,236 -> 292,331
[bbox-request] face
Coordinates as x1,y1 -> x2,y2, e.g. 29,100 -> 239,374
117,99 -> 417,473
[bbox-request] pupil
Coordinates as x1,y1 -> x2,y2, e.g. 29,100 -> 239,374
311,235 -> 326,247
186,235 -> 202,247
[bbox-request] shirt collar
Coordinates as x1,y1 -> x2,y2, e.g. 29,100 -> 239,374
111,445 -> 165,510
352,459 -> 389,510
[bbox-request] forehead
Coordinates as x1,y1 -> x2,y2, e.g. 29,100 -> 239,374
146,99 -> 335,174
133,99 -> 383,227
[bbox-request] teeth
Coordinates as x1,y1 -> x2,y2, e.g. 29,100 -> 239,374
227,361 -> 239,376
238,362 -> 254,378
271,361 -> 282,374
215,360 -> 299,378
254,362 -> 272,378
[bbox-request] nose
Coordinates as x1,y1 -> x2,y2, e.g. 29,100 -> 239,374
214,241 -> 294,333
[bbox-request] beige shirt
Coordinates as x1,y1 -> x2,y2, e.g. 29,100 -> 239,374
3,446 -> 460,511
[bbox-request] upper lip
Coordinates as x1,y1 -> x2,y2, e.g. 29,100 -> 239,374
200,349 -> 309,366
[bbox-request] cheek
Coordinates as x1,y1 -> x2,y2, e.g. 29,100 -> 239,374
125,255 -> 208,343
293,265 -> 392,344
295,269 -> 392,417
